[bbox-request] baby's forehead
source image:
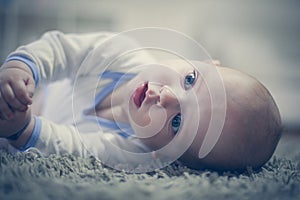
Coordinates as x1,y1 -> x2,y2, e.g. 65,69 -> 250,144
221,69 -> 262,106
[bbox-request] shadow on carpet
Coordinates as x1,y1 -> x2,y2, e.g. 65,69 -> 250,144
0,133 -> 300,200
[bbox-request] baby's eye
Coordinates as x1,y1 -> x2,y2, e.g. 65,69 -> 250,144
171,113 -> 181,134
184,70 -> 197,90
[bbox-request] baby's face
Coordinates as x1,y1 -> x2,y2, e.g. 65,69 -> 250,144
123,60 -> 267,170
124,60 -> 208,150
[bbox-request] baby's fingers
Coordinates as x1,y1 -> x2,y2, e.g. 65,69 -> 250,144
25,78 -> 35,101
1,83 -> 28,111
11,79 -> 34,107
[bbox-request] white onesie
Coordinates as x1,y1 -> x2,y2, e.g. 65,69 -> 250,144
0,31 -> 156,169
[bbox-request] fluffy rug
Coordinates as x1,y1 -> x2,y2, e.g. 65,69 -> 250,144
0,133 -> 299,200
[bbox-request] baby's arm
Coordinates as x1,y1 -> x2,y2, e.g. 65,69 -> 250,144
29,117 -> 150,168
7,31 -> 114,84
7,30 -> 153,85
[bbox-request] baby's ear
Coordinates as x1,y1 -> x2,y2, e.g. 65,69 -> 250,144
212,60 -> 221,67
203,59 -> 221,67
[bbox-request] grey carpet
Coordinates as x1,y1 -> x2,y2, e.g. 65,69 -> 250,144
0,133 -> 299,200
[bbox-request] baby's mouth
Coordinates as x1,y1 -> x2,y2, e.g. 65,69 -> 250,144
133,82 -> 148,108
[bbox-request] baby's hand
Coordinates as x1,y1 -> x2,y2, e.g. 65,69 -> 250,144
0,60 -> 35,120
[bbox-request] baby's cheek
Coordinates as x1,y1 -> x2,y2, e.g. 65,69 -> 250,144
131,106 -> 168,138
140,129 -> 173,150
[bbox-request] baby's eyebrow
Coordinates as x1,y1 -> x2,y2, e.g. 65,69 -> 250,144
194,69 -> 204,95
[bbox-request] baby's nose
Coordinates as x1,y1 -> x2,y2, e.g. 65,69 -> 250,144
159,86 -> 179,108
146,87 -> 160,104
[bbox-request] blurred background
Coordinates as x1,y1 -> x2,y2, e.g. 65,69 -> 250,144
0,0 -> 299,132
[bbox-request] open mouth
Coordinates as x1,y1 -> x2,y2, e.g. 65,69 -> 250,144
133,82 -> 148,108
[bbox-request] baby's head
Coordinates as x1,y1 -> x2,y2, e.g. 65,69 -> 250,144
126,60 -> 282,172
178,64 -> 282,171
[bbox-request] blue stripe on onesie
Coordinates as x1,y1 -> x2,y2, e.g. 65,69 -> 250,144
89,71 -> 136,138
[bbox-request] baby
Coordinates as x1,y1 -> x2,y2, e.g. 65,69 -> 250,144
0,30 -> 282,172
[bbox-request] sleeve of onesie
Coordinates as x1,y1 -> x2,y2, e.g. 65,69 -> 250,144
6,31 -> 114,85
30,116 -> 153,171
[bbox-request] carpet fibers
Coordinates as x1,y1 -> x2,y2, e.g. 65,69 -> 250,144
0,133 -> 300,200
